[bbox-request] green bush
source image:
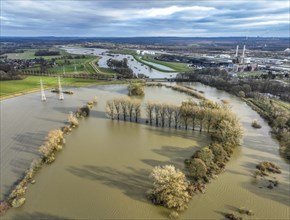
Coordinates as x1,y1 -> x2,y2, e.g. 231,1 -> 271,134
185,158 -> 207,180
148,165 -> 192,211
194,147 -> 214,166
128,83 -> 145,96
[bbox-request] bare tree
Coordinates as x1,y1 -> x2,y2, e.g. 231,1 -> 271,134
197,106 -> 206,132
127,99 -> 135,121
119,97 -> 129,121
154,103 -> 161,126
132,99 -> 141,122
160,104 -> 167,127
172,105 -> 181,129
205,108 -> 214,133
106,100 -> 115,120
181,100 -> 195,130
113,99 -> 121,120
146,101 -> 155,125
166,104 -> 175,128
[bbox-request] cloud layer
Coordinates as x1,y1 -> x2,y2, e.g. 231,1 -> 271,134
1,0 -> 289,37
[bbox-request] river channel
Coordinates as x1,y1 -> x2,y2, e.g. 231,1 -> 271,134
64,47 -> 177,78
2,82 -> 289,220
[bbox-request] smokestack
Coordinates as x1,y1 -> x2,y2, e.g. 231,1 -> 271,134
242,45 -> 246,64
235,45 -> 239,57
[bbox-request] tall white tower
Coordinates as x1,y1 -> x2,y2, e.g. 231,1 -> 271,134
242,45 -> 246,64
235,45 -> 239,57
40,79 -> 46,101
58,76 -> 64,100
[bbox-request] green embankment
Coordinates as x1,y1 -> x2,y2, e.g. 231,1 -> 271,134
0,76 -> 126,99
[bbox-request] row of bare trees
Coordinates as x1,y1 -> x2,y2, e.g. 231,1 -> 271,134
145,99 -> 233,133
106,97 -> 142,122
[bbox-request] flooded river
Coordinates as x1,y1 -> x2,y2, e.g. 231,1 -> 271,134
2,83 -> 289,220
64,47 -> 177,78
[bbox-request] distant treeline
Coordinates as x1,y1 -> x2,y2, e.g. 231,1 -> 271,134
177,69 -> 290,102
0,63 -> 25,81
34,50 -> 60,56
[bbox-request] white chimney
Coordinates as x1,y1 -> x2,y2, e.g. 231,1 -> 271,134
235,45 -> 239,57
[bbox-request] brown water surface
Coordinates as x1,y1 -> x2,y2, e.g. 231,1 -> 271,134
2,83 -> 290,220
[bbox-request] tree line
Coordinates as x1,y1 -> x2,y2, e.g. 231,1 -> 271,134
106,97 -> 142,122
34,50 -> 60,56
177,70 -> 290,102
107,58 -> 134,78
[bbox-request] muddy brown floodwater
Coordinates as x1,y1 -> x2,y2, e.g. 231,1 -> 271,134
2,83 -> 290,220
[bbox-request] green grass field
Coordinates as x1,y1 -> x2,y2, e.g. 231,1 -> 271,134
24,56 -> 115,75
141,55 -> 190,72
3,49 -> 64,60
0,76 -> 126,98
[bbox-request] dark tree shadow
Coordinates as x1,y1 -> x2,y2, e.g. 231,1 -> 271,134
35,116 -> 65,124
243,154 -> 290,182
144,126 -> 210,143
67,165 -> 151,203
142,145 -> 202,170
214,210 -> 228,220
52,106 -> 80,114
11,131 -> 46,156
241,180 -> 290,207
10,212 -> 71,220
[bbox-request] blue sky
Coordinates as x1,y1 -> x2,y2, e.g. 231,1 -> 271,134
1,0 -> 289,37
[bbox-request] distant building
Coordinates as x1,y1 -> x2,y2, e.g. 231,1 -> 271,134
139,50 -> 155,56
231,45 -> 258,73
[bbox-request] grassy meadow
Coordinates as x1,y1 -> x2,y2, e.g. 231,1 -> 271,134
0,76 -> 125,99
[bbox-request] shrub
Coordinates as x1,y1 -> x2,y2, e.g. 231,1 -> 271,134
87,96 -> 98,107
68,112 -> 79,127
256,161 -> 281,174
79,105 -> 90,117
0,201 -> 10,215
251,119 -> 262,128
209,143 -> 228,163
148,165 -> 191,211
194,147 -> 214,166
39,129 -> 64,163
128,83 -> 145,96
185,158 -> 207,180
169,211 -> 179,220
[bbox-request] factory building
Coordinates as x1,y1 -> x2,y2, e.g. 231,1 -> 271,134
231,45 -> 258,73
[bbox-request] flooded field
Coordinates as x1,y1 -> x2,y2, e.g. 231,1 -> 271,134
2,83 -> 290,220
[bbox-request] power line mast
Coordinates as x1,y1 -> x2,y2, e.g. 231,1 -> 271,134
58,76 -> 64,100
40,78 -> 46,101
